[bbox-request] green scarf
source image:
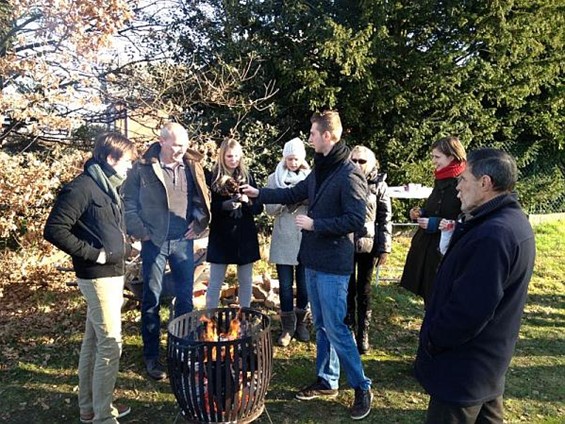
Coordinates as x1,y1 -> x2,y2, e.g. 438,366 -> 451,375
85,159 -> 125,205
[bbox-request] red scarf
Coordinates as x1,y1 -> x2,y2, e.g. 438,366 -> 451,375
434,160 -> 466,180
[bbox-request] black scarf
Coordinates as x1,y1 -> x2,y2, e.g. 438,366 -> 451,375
313,142 -> 351,191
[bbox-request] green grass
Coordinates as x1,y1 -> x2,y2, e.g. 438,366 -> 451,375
0,221 -> 563,423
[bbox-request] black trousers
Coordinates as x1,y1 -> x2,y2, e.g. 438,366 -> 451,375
425,396 -> 504,424
347,252 -> 376,329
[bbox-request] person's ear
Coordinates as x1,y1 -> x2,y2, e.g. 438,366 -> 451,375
481,175 -> 493,190
106,154 -> 117,166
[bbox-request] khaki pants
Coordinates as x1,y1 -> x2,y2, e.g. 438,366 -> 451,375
77,276 -> 124,424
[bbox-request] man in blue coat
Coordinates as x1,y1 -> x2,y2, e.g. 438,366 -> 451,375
243,111 -> 373,421
415,148 -> 536,423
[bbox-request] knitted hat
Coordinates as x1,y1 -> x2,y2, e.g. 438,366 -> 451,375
283,137 -> 306,160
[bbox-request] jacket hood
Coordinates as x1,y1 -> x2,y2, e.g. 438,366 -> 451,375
139,142 -> 205,165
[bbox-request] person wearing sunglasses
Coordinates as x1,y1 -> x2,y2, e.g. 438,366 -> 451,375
347,145 -> 392,354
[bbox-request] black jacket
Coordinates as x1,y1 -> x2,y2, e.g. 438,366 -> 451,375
206,172 -> 263,265
400,177 -> 462,301
258,156 -> 367,275
44,160 -> 128,279
415,193 -> 535,405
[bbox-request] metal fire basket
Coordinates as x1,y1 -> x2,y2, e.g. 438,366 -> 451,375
167,307 -> 273,423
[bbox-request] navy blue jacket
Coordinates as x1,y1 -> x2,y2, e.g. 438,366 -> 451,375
258,160 -> 367,275
414,193 -> 535,406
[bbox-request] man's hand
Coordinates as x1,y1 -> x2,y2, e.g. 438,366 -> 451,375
295,214 -> 314,231
240,184 -> 259,198
410,207 -> 422,221
185,222 -> 200,240
377,252 -> 388,266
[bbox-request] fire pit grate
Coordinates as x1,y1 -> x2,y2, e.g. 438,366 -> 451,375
167,307 -> 273,423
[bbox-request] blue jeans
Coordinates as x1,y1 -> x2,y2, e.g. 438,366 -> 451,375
141,238 -> 194,360
277,263 -> 308,312
305,268 -> 371,390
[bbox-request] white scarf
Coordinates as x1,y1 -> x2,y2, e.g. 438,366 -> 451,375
273,160 -> 310,188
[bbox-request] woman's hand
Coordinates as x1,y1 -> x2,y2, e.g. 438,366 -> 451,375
439,219 -> 455,231
409,207 -> 421,221
417,217 -> 429,229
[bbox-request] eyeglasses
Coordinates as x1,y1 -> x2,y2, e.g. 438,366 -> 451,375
351,158 -> 367,164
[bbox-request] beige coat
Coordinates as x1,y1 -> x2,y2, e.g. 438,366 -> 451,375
265,171 -> 309,265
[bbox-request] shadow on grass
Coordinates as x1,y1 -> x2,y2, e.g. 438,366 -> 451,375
0,364 -> 178,424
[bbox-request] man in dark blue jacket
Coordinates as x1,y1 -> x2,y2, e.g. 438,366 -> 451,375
415,148 -> 536,423
243,111 -> 373,421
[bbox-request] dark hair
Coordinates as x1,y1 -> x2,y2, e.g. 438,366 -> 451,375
431,136 -> 466,162
310,110 -> 343,142
93,132 -> 137,163
467,148 -> 517,192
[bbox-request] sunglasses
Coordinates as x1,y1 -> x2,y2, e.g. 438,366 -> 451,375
351,158 -> 367,164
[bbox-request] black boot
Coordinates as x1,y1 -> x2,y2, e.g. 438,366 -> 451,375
344,310 -> 355,329
356,310 -> 371,355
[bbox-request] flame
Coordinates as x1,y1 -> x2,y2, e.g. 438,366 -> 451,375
221,315 -> 241,340
193,311 -> 256,417
199,311 -> 243,362
199,314 -> 217,341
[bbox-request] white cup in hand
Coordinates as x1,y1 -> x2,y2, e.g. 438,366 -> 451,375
417,217 -> 429,229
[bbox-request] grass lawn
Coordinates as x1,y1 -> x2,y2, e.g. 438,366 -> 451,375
0,221 -> 563,423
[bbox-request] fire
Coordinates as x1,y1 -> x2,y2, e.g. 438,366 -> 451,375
199,314 -> 217,341
199,310 -> 243,362
222,315 -> 241,340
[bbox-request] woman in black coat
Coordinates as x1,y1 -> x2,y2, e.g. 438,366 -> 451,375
400,136 -> 466,306
205,139 -> 263,308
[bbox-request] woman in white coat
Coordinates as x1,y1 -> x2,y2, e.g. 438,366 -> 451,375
265,138 -> 311,346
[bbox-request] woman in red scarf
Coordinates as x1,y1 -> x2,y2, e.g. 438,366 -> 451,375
400,136 -> 466,306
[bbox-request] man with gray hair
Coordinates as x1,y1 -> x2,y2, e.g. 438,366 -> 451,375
122,122 -> 210,380
414,148 -> 536,423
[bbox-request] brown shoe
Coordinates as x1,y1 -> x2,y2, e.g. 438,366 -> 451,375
80,403 -> 131,423
295,379 -> 338,401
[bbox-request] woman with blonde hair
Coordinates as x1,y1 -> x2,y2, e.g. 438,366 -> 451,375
347,145 -> 392,354
205,139 -> 263,308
